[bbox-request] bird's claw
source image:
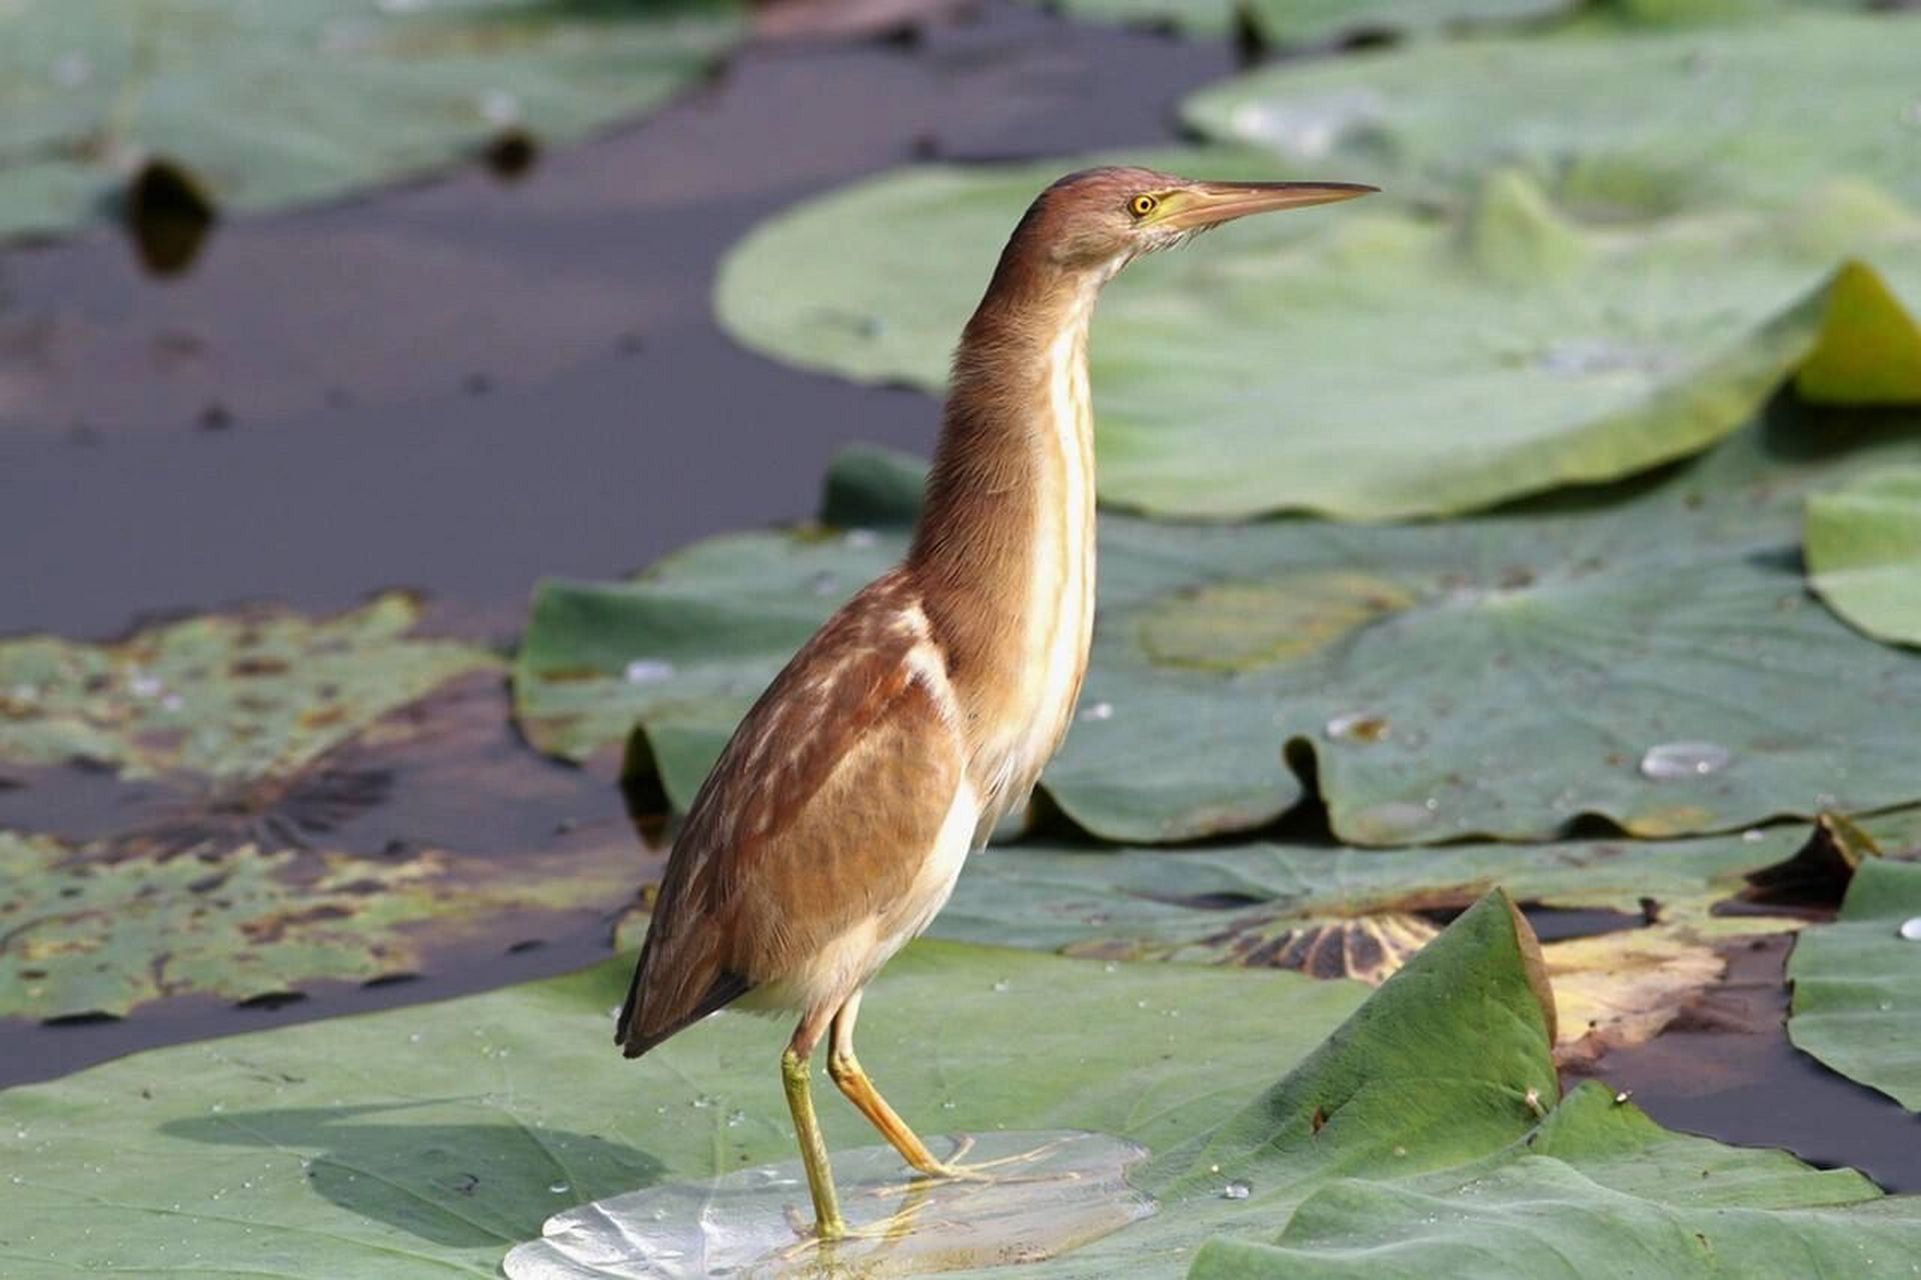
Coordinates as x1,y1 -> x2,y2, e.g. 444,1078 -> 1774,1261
873,1134 -> 1078,1195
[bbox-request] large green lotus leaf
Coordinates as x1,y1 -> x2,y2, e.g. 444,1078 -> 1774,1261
1013,0 -> 1571,45
716,153 -> 1921,519
0,0 -> 740,241
1186,1088 -> 1919,1278
1165,895 -> 1921,1280
1807,465 -> 1921,647
936,827 -> 1799,1050
0,593 -> 490,781
1788,857 -> 1921,1110
0,940 -> 1364,1277
8,892 -> 1918,1277
516,406 -> 1921,844
1009,0 -> 1850,46
1181,10 -> 1921,222
940,808 -> 1921,1064
939,827 -> 1796,962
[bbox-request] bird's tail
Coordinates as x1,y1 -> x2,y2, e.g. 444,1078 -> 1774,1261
616,926 -> 752,1058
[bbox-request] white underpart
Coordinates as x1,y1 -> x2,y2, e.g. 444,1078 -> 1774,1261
875,774 -> 980,969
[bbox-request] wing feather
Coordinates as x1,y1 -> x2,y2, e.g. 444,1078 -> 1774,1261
618,572 -> 960,1056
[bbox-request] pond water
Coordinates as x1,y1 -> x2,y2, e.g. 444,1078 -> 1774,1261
1,0 -> 1915,1200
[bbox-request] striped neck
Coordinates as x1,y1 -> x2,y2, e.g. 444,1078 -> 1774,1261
908,251 -> 1107,779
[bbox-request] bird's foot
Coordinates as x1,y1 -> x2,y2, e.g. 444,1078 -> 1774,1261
889,1133 -> 1079,1189
778,1200 -> 928,1257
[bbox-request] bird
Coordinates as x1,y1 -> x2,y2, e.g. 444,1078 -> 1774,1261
615,166 -> 1375,1242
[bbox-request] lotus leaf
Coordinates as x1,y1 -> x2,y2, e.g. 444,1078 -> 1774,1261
716,156 -> 1921,519
930,822 -> 1814,1058
0,940 -> 1362,1276
1788,857 -> 1921,1110
1016,0 -> 1571,46
1182,10 -> 1921,220
9,894 -> 1921,1276
1807,465 -> 1921,647
0,0 -> 741,241
0,829 -> 642,1021
0,599 -> 653,1020
515,405 -> 1921,844
0,593 -> 490,781
1186,1088 -> 1918,1278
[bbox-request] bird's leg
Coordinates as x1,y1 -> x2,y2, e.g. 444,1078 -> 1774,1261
781,1015 -> 847,1242
828,992 -> 971,1180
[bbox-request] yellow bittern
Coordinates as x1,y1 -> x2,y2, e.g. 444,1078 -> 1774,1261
616,168 -> 1374,1240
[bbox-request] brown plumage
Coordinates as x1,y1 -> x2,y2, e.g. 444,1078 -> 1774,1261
616,166 -> 1374,1242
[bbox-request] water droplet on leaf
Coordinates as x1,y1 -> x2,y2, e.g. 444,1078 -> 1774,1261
1638,742 -> 1731,780
624,659 -> 675,685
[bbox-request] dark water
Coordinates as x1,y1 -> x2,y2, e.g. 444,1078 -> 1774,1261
1571,936 -> 1921,1194
2,0 -> 1916,1199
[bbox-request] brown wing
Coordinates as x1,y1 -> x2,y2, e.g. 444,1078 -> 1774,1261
618,572 -> 960,1057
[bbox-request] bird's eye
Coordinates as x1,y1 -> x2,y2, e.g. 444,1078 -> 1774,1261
1129,194 -> 1158,218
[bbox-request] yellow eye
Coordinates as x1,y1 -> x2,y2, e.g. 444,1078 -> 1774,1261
1129,194 -> 1158,218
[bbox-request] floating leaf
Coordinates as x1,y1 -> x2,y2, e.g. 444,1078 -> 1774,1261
8,896 -> 1921,1276
1013,0 -> 1572,46
517,405 -> 1921,844
0,0 -> 742,241
939,827 -> 1786,961
1182,10 -> 1921,220
0,599 -> 652,1020
717,154 -> 1921,519
1789,857 -> 1921,1110
1170,893 -> 1921,1279
0,593 -> 488,781
1186,1085 -> 1909,1278
0,829 -> 640,1021
0,943 -> 1364,1275
1807,465 -> 1921,647
932,821 -> 1820,1061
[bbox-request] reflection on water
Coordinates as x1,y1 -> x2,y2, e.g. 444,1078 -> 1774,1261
504,1130 -> 1153,1279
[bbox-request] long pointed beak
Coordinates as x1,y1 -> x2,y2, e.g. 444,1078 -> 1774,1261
1154,180 -> 1377,231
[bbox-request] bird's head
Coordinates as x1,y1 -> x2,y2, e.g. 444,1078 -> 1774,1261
1026,165 -> 1376,275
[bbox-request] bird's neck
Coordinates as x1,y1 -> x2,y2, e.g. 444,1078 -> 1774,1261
908,255 -> 1107,789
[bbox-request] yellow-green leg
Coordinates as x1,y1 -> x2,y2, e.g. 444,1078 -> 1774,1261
828,992 -> 961,1178
780,1043 -> 847,1241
